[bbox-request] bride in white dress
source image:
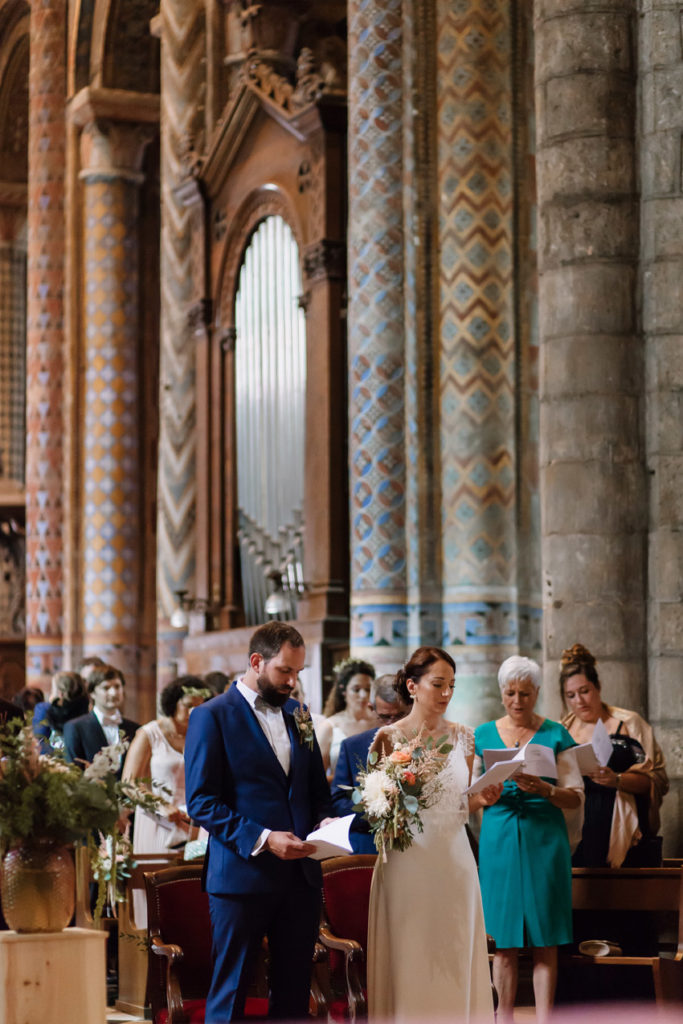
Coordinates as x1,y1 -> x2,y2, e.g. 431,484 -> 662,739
367,647 -> 501,1023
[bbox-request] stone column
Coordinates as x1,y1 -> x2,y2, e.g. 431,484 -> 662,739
78,118 -> 152,715
347,0 -> 408,670
25,0 -> 67,681
435,0 -> 519,723
639,1 -> 683,852
156,0 -> 206,685
535,0 -> 644,715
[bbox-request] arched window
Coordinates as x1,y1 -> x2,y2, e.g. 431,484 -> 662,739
234,215 -> 306,624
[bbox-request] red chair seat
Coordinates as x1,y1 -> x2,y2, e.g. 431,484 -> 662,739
156,997 -> 270,1023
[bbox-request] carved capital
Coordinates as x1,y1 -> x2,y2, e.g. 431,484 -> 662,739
221,327 -> 237,353
303,238 -> 346,283
187,298 -> 213,333
79,119 -> 155,185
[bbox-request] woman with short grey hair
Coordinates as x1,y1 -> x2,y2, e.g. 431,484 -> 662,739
474,656 -> 584,1024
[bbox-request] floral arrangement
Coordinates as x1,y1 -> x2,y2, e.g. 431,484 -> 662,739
293,704 -> 315,750
352,729 -> 453,857
0,716 -> 164,917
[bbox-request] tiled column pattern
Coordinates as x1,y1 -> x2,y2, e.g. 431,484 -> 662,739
535,0 -> 644,715
436,0 -> 518,720
0,219 -> 26,484
156,0 -> 205,683
25,0 -> 66,680
347,0 -> 408,669
79,120 -> 149,696
639,1 -> 683,853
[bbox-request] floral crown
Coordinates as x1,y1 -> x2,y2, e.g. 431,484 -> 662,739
182,685 -> 213,701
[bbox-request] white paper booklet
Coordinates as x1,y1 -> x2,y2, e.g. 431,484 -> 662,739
306,814 -> 355,860
473,741 -> 558,795
465,758 -> 522,795
571,717 -> 613,774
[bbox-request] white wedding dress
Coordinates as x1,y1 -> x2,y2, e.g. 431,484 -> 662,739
367,725 -> 494,1022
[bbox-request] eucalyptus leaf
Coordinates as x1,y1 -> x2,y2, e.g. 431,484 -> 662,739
403,795 -> 419,813
368,751 -> 378,765
352,789 -> 362,804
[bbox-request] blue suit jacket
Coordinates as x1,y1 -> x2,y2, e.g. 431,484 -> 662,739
331,728 -> 377,855
185,686 -> 332,895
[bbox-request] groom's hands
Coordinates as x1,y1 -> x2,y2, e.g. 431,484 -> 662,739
265,831 -> 316,859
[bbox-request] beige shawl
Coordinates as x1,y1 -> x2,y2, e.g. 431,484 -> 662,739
562,705 -> 669,867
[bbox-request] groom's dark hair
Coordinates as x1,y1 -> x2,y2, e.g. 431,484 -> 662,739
249,621 -> 305,662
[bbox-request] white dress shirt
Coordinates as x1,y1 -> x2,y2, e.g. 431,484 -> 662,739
236,679 -> 292,856
93,706 -> 123,748
236,679 -> 291,775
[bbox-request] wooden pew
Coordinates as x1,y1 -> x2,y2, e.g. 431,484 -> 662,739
563,866 -> 682,1002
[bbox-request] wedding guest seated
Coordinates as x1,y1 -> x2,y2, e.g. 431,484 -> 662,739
12,685 -> 45,714
331,674 -> 410,853
32,670 -> 89,754
63,664 -> 139,777
560,642 -> 668,868
324,657 -> 378,776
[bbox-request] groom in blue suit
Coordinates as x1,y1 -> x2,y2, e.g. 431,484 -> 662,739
185,621 -> 332,1022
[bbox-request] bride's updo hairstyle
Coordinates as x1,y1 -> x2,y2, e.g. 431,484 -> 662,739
559,642 -> 602,708
395,646 -> 456,703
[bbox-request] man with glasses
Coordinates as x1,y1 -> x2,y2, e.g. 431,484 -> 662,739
331,674 -> 410,853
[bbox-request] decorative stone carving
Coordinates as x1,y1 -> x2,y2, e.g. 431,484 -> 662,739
303,238 -> 345,283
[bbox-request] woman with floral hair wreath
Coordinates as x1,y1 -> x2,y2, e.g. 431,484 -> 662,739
323,656 -> 378,775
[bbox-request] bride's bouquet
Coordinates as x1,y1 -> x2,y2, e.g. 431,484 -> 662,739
353,729 -> 452,857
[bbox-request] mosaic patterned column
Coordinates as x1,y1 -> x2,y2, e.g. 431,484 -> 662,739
79,119 -> 151,700
0,203 -> 26,486
156,0 -> 206,683
25,0 -> 66,681
435,0 -> 519,722
347,0 -> 408,670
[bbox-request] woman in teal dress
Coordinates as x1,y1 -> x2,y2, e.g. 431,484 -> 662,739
474,656 -> 583,1024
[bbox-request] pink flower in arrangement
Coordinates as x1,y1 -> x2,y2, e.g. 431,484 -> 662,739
402,770 -> 416,786
389,749 -> 412,764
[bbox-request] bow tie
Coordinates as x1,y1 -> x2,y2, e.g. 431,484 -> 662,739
254,696 -> 282,714
100,710 -> 123,727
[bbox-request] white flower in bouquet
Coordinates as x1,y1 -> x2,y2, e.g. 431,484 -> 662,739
362,769 -> 397,819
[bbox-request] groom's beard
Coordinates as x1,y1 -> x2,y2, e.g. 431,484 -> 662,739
256,673 -> 290,708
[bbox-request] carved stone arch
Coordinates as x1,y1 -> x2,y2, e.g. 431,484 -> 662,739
101,0 -> 160,93
0,15 -> 28,185
72,0 -> 96,93
215,185 -> 305,338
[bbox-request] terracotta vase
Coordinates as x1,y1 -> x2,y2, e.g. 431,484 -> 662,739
0,840 -> 75,932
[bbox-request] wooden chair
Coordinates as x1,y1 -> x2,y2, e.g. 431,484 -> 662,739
144,863 -> 328,1023
318,854 -> 377,1022
115,851 -> 184,1017
561,865 -> 683,1003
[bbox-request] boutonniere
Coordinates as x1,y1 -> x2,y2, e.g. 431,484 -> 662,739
293,703 -> 315,750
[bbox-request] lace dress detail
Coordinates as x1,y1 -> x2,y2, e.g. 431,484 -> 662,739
419,725 -> 473,833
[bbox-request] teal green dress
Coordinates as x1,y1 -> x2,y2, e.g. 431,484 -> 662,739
474,718 -> 576,949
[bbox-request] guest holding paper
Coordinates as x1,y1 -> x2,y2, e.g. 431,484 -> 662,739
474,656 -> 583,1024
560,642 -> 668,868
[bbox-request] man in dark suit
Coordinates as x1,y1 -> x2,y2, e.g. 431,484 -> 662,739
63,664 -> 138,775
331,673 -> 410,853
185,621 -> 332,1023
